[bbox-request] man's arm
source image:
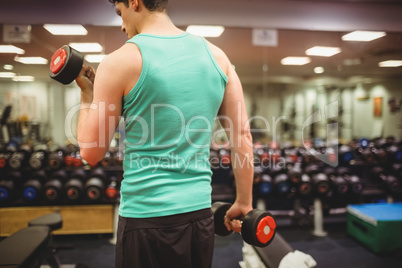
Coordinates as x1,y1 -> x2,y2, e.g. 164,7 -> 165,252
208,43 -> 254,232
75,44 -> 141,165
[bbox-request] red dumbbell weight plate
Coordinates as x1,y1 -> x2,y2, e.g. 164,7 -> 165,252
242,210 -> 277,247
50,47 -> 67,74
256,215 -> 276,244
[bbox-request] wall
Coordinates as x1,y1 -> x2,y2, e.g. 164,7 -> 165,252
243,79 -> 402,146
1,78 -> 401,148
0,80 -> 77,146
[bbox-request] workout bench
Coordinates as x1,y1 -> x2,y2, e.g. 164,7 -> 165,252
0,213 -> 88,268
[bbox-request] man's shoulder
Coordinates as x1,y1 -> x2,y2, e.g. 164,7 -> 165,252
204,40 -> 230,76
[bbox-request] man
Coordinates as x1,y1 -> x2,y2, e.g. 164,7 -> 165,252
75,0 -> 254,267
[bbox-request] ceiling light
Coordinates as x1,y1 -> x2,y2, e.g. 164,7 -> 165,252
314,67 -> 325,74
15,56 -> 48,64
12,76 -> 35,82
342,31 -> 386,42
0,72 -> 16,78
43,24 -> 88,35
378,60 -> 402,67
306,46 -> 341,57
0,45 -> 25,54
186,25 -> 225,37
85,54 -> 106,63
343,58 -> 362,66
281,57 -> 311,65
69,43 -> 103,53
3,64 -> 14,70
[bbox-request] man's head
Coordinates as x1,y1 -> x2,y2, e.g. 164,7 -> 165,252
108,0 -> 168,12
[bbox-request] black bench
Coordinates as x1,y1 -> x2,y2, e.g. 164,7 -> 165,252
0,226 -> 50,268
253,232 -> 294,268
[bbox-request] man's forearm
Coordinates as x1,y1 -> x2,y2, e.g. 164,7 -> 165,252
231,140 -> 254,206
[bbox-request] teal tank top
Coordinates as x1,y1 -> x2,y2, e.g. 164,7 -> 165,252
120,32 -> 228,218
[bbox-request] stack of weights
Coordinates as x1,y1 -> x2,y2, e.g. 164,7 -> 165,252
304,164 -> 331,197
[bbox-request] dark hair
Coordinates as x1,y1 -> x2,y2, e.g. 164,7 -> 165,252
108,0 -> 168,12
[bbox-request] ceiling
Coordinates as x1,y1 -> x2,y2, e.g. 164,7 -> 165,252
1,0 -> 402,88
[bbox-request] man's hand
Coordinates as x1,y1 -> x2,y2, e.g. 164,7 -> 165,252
224,202 -> 253,233
76,65 -> 96,99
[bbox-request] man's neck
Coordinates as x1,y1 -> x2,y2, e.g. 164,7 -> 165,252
137,12 -> 183,36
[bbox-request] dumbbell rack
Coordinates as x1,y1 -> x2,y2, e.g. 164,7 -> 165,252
1,158 -> 123,236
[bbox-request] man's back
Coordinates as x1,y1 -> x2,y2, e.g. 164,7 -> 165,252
120,32 -> 228,218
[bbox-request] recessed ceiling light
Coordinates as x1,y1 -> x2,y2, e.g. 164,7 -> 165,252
343,58 -> 362,66
85,54 -> 106,63
281,57 -> 311,65
69,43 -> 103,53
12,75 -> 35,82
43,24 -> 88,35
3,64 -> 14,70
378,60 -> 402,67
314,67 -> 325,74
0,72 -> 16,78
14,56 -> 48,64
342,31 -> 386,42
0,45 -> 25,54
186,25 -> 225,37
306,46 -> 341,57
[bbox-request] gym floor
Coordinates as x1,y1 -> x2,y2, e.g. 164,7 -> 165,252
45,216 -> 402,268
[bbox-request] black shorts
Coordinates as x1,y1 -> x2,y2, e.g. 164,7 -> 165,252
115,208 -> 214,268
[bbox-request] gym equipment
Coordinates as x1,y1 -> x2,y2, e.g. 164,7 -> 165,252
28,213 -> 89,268
344,175 -> 363,195
298,174 -> 313,196
0,178 -> 14,204
44,170 -> 67,202
0,105 -> 12,143
383,175 -> 400,194
246,232 -> 294,268
211,202 -> 276,247
347,203 -> 402,253
64,169 -> 86,202
220,151 -> 231,167
273,173 -> 291,195
22,170 -> 46,203
0,225 -> 50,267
288,164 -> 302,184
49,45 -> 84,85
329,175 -> 349,195
9,145 -> 32,170
48,147 -> 70,170
0,151 -> 11,170
311,173 -> 330,196
339,145 -> 354,164
105,176 -> 119,200
258,174 -> 273,196
101,151 -> 114,167
29,148 -> 49,170
85,168 -> 106,201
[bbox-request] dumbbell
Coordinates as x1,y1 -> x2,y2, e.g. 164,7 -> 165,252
49,45 -> 84,85
298,174 -> 313,196
85,168 -> 106,201
211,202 -> 276,247
29,148 -> 49,170
22,170 -> 46,203
105,176 -> 119,200
64,169 -> 86,202
44,169 -> 67,203
273,173 -> 291,195
0,178 -> 14,204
